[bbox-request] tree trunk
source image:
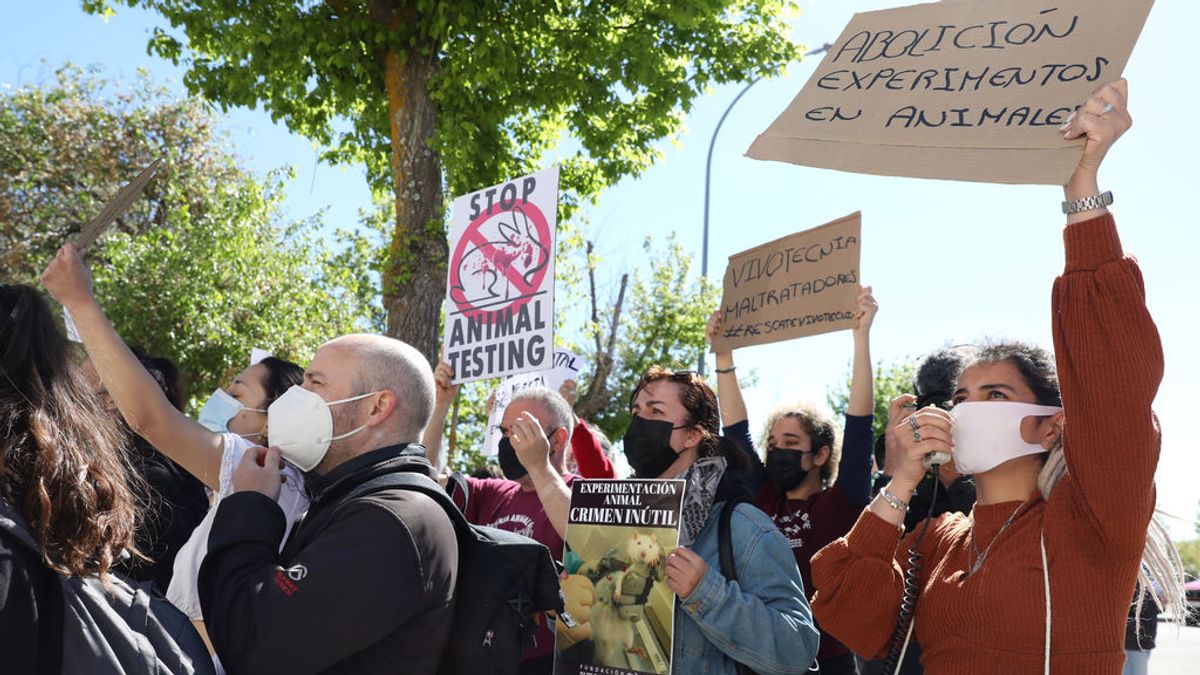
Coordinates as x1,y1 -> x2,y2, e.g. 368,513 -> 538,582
380,45 -> 445,363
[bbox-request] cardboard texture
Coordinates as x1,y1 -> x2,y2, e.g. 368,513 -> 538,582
75,159 -> 162,252
747,0 -> 1154,184
711,212 -> 861,353
443,166 -> 559,384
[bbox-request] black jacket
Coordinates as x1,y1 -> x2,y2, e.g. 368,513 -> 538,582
0,501 -> 64,674
199,444 -> 458,675
121,435 -> 209,594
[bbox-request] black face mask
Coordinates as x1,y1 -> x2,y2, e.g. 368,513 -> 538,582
497,429 -> 559,481
496,437 -> 528,481
622,416 -> 685,478
764,447 -> 811,492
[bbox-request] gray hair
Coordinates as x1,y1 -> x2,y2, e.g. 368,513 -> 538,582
509,386 -> 575,439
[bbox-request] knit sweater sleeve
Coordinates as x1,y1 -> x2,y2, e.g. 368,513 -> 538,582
809,509 -> 956,659
1051,213 -> 1162,552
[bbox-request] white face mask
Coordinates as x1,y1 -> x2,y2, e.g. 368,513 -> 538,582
267,385 -> 377,472
950,401 -> 1063,475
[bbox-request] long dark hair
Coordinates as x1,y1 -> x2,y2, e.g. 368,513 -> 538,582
0,284 -> 142,578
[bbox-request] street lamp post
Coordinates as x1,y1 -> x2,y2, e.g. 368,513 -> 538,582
697,44 -> 831,376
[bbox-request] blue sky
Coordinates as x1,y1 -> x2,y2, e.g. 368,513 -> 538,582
5,0 -> 1197,538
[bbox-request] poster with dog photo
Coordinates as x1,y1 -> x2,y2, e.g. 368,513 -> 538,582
554,479 -> 686,675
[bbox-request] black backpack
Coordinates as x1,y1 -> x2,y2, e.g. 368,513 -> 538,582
0,501 -> 215,674
342,471 -> 566,675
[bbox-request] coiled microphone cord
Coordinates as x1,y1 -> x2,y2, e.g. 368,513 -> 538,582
880,468 -> 940,675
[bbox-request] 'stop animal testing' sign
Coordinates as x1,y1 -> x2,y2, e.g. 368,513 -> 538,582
747,0 -> 1154,185
444,166 -> 559,384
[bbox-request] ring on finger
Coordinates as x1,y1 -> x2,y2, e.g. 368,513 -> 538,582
912,428 -> 922,443
1099,102 -> 1114,116
908,416 -> 920,432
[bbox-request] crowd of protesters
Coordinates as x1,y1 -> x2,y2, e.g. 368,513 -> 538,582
0,79 -> 1189,675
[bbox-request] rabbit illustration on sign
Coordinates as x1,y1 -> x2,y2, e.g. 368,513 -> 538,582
450,204 -> 550,309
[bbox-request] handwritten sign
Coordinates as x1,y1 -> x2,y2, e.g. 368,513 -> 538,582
747,0 -> 1154,184
711,213 -> 861,353
444,167 -> 559,383
484,350 -> 582,457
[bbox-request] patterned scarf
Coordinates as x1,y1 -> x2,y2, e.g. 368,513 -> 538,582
677,455 -> 727,547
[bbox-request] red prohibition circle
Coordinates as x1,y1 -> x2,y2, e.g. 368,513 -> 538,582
448,199 -> 552,321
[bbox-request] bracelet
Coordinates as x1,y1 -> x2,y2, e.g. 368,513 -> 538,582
880,487 -> 909,512
715,366 -> 736,374
1061,190 -> 1113,214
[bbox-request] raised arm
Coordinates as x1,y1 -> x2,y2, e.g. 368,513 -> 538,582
422,359 -> 458,473
838,286 -> 878,506
707,311 -> 766,492
41,244 -> 225,489
1053,79 -> 1159,550
706,311 -> 747,426
568,418 -> 615,479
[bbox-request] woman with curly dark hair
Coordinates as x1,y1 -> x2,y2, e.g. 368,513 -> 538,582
0,282 -> 144,672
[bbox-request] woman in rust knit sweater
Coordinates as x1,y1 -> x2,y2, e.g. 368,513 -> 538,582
810,79 -> 1156,675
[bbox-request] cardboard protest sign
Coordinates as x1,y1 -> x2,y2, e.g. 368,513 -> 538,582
75,159 -> 162,252
555,479 -> 686,675
747,0 -> 1154,184
484,349 -> 583,457
444,167 -> 559,383
711,212 -> 861,353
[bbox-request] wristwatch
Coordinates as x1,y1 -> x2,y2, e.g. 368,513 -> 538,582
1061,190 -> 1113,214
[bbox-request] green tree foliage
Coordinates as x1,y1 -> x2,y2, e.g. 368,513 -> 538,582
826,358 -> 917,442
583,234 -> 720,441
1176,539 -> 1200,578
0,65 -> 382,407
84,0 -> 803,360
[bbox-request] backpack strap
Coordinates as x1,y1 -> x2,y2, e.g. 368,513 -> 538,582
443,471 -> 470,513
336,471 -> 474,541
716,497 -> 757,675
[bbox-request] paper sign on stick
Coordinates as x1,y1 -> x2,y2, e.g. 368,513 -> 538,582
747,0 -> 1154,185
555,479 -> 686,675
444,167 -> 559,384
711,212 -> 861,353
75,159 -> 162,252
484,350 -> 583,457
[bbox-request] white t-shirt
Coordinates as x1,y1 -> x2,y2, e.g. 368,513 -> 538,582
166,433 -> 309,620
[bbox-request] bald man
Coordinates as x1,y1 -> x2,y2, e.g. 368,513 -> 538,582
198,335 -> 458,675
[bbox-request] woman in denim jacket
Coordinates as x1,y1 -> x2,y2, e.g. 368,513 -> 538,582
623,367 -> 820,674
513,366 -> 819,673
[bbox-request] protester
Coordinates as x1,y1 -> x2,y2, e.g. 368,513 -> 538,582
523,365 -> 820,673
810,79 -> 1183,674
0,283 -> 144,672
423,365 -> 611,675
424,370 -> 614,480
39,244 -> 308,628
199,333 -> 457,673
107,348 -> 210,595
707,286 -> 877,675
